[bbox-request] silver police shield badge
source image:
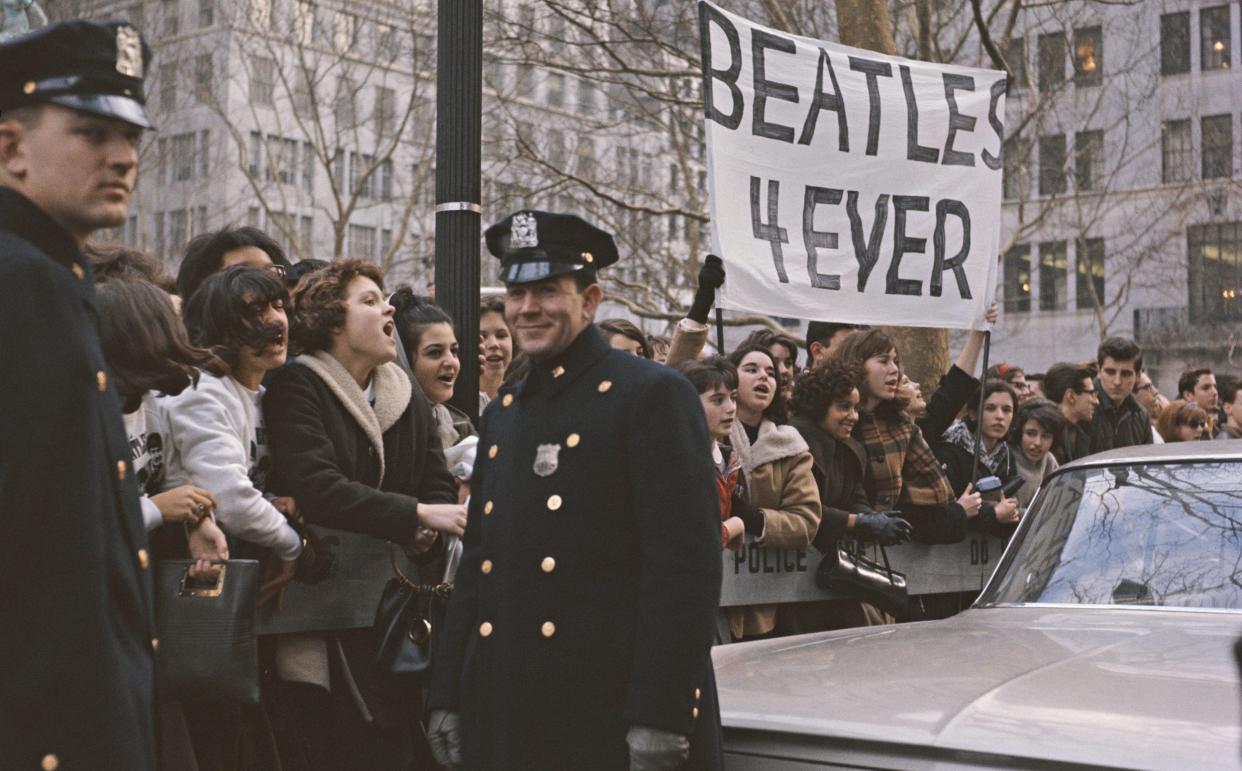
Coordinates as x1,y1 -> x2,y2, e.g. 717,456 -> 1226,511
116,25 -> 143,78
511,212 -> 538,249
533,443 -> 560,478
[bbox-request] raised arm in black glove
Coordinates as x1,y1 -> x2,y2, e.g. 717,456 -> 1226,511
687,254 -> 725,324
730,484 -> 765,537
851,511 -> 913,546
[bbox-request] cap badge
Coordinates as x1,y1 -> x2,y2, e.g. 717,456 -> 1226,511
511,212 -> 538,249
533,443 -> 561,478
116,25 -> 143,78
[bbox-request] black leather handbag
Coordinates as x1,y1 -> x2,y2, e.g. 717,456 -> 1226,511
373,546 -> 451,684
816,540 -> 910,621
154,559 -> 261,704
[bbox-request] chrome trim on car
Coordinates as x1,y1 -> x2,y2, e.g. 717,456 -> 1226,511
977,602 -> 1242,615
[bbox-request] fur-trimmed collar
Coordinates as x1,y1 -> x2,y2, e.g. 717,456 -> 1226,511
731,418 -> 809,478
294,352 -> 411,486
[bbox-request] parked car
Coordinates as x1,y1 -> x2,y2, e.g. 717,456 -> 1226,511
714,442 -> 1242,770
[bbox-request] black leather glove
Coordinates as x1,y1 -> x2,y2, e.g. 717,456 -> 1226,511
730,485 -> 764,537
852,511 -> 913,545
687,255 -> 725,323
627,725 -> 690,771
427,710 -> 463,769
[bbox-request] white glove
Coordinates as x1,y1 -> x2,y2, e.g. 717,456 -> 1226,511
627,725 -> 690,771
427,709 -> 463,769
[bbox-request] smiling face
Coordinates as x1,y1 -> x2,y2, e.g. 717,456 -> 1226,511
821,387 -> 860,441
330,275 -> 396,371
0,106 -> 142,243
479,310 -> 513,379
1020,419 -> 1054,463
736,351 -> 777,420
504,275 -> 601,361
861,348 -> 900,407
699,383 -> 737,442
411,322 -> 460,406
976,391 -> 1016,446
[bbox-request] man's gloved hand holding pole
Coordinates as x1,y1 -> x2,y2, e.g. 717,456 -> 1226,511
427,710 -> 463,769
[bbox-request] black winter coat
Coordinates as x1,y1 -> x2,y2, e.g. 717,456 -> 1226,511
428,327 -> 723,771
0,188 -> 155,770
1089,382 -> 1153,454
788,415 -> 871,554
917,365 -> 977,444
933,439 -> 1019,539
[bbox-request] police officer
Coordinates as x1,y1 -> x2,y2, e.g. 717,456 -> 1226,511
0,20 -> 157,771
427,211 -> 724,770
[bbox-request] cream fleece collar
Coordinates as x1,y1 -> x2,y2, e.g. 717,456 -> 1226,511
294,352 -> 411,485
731,418 -> 809,478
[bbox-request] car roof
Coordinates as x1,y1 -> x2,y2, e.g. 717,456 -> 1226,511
1058,440 -> 1242,470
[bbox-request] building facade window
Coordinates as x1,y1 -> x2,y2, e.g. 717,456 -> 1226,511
1003,137 -> 1030,199
1037,32 -> 1066,91
159,63 -> 176,112
1074,129 -> 1104,191
172,133 -> 194,181
1072,26 -> 1102,85
198,130 -> 210,177
169,209 -> 188,252
1004,244 -> 1032,312
1200,5 -> 1232,71
249,131 -> 262,176
380,159 -> 394,201
350,153 -> 376,198
251,57 -> 275,106
162,0 -> 178,37
335,78 -> 356,126
1202,114 -> 1234,179
1188,222 -> 1242,322
348,223 -> 377,260
1039,241 -> 1068,310
1162,119 -> 1193,183
303,141 -> 315,193
516,64 -> 535,100
1006,37 -> 1028,89
1076,238 -> 1105,309
1160,11 -> 1191,74
1039,134 -> 1067,196
546,73 -> 565,108
193,55 -> 213,103
375,86 -> 396,136
198,0 -> 213,28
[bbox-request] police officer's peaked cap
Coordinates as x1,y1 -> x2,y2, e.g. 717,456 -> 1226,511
0,20 -> 153,129
486,210 -> 619,285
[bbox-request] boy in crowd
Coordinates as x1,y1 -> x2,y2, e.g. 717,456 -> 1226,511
1044,363 -> 1098,463
1090,337 -> 1153,453
1178,368 -> 1218,428
1217,378 -> 1242,440
806,321 -> 862,369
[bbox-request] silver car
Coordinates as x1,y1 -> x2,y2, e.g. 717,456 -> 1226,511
714,442 -> 1242,770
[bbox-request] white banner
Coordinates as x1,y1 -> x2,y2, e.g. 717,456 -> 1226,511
698,1 -> 1006,330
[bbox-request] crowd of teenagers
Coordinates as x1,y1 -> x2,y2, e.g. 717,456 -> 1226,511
89,222 -> 1240,769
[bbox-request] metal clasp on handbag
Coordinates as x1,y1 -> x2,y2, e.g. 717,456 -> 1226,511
388,544 -> 453,598
178,563 -> 227,598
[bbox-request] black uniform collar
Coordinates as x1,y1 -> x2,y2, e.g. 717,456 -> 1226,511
0,186 -> 87,277
517,324 -> 611,400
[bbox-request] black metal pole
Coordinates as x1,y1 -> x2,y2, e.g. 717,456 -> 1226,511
715,307 -> 725,354
970,330 -> 992,486
435,0 -> 482,426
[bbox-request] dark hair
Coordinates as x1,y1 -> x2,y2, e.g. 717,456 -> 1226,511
1026,372 -> 1045,384
963,378 -> 1019,431
1097,336 -> 1143,372
1043,363 -> 1094,404
1219,375 -> 1240,405
96,279 -> 218,406
391,288 -> 455,360
728,343 -> 787,424
742,329 -> 800,369
183,265 -> 289,374
805,321 -> 861,354
480,295 -> 506,320
1009,398 -> 1068,447
1177,368 -> 1213,399
87,243 -> 176,293
675,355 -> 737,396
598,318 -> 651,358
1157,399 -> 1208,442
831,328 -> 902,418
289,259 -> 386,353
289,258 -> 330,284
177,226 -> 292,300
986,363 -> 1025,383
788,357 -> 860,422
647,334 -> 670,358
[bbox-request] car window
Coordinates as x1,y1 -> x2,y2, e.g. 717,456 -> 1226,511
981,462 -> 1242,610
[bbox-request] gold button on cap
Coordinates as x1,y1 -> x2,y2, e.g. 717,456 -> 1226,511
483,500 -> 494,515
502,393 -> 514,406
116,460 -> 127,481
552,365 -> 565,378
597,380 -> 612,393
72,263 -> 85,280
582,251 -> 594,263
541,556 -> 556,573
488,444 -> 498,459
481,559 -> 493,574
137,548 -> 149,570
566,433 -> 580,448
479,622 -> 493,637
96,370 -> 108,393
541,621 -> 556,638
547,494 -> 562,511
41,754 -> 58,771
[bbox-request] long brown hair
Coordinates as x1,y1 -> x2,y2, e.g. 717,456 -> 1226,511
832,328 -> 903,420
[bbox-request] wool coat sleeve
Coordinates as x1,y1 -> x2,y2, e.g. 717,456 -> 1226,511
755,451 -> 822,549
665,318 -> 708,368
622,370 -> 722,736
918,365 -> 977,443
264,364 -> 430,542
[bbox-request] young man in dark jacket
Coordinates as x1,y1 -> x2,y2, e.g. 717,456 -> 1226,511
1090,337 -> 1153,453
1044,363 -> 1098,463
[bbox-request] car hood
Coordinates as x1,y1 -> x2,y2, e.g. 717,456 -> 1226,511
713,606 -> 1242,769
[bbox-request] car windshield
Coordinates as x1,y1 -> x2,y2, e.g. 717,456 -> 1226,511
980,461 -> 1242,610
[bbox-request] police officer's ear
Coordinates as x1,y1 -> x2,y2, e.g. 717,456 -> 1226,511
0,108 -> 35,181
580,280 -> 603,317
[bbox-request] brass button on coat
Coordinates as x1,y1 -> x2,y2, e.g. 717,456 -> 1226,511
547,495 -> 562,511
41,754 -> 59,771
481,559 -> 493,574
484,500 -> 494,515
541,621 -> 556,638
552,365 -> 565,378
695,688 -> 701,699
502,394 -> 514,407
597,380 -> 612,393
71,263 -> 85,280
566,433 -> 580,448
151,638 -> 160,653
488,444 -> 498,459
479,622 -> 493,637
137,549 -> 149,570
541,556 -> 556,573
116,460 -> 127,481
96,370 -> 107,393
692,707 -> 699,719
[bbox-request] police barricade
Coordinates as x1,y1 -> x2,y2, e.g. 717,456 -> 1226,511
256,528 -> 410,635
719,537 -> 1006,607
